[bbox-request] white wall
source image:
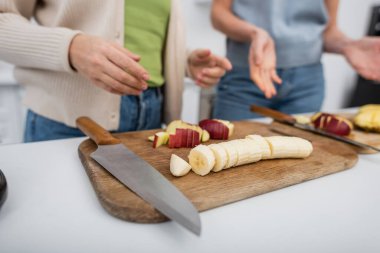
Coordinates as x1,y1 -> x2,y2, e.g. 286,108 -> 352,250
181,0 -> 380,111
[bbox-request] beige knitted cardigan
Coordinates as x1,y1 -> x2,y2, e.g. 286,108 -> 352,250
0,0 -> 186,130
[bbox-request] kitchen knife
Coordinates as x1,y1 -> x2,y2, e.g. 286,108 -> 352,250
250,105 -> 380,152
76,117 -> 201,235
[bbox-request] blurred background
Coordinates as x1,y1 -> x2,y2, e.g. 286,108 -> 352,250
1,0 -> 379,144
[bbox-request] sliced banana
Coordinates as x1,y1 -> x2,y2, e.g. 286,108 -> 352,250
170,154 -> 192,177
229,139 -> 249,166
240,138 -> 262,164
209,144 -> 228,172
188,145 -> 215,176
245,134 -> 271,159
219,142 -> 238,169
264,136 -> 313,159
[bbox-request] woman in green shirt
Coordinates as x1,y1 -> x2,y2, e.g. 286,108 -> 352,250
15,0 -> 232,142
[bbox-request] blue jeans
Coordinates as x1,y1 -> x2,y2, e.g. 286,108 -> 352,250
24,87 -> 163,142
213,63 -> 325,120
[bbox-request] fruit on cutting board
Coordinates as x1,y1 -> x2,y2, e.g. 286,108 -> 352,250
208,144 -> 228,172
186,135 -> 313,176
219,141 -> 238,168
166,120 -> 203,140
188,145 -> 216,176
152,132 -> 169,148
168,128 -> 200,148
264,136 -> 313,159
354,104 -> 380,133
199,119 -> 234,140
245,135 -> 271,159
311,112 -> 353,136
170,154 -> 192,177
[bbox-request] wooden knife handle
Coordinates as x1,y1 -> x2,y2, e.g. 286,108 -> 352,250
76,117 -> 121,145
250,105 -> 297,124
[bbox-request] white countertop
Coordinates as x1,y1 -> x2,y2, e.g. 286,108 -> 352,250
0,123 -> 380,253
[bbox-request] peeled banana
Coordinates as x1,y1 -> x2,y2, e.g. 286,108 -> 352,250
208,144 -> 228,172
188,145 -> 215,176
185,135 -> 313,176
170,154 -> 192,177
219,142 -> 238,169
264,136 -> 313,159
245,135 -> 271,159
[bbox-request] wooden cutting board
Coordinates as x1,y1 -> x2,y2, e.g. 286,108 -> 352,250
78,121 -> 358,223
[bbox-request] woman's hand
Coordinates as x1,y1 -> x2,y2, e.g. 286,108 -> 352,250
188,49 -> 232,88
69,34 -> 150,96
343,37 -> 380,82
249,28 -> 282,99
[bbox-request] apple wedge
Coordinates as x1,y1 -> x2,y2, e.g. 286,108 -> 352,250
167,129 -> 201,148
199,119 -> 233,140
214,119 -> 234,137
170,154 -> 192,177
152,132 -> 169,148
166,120 -> 203,141
311,112 -> 353,136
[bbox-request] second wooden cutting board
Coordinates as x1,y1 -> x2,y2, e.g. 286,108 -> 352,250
78,121 -> 358,223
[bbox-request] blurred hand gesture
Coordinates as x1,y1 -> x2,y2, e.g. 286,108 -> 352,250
69,34 -> 149,96
249,28 -> 282,98
343,37 -> 380,82
188,49 -> 232,88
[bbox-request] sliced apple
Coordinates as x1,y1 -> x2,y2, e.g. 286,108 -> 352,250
166,120 -> 203,141
311,112 -> 353,136
201,130 -> 210,142
168,134 -> 176,149
167,129 -> 201,149
148,135 -> 154,142
170,154 -> 192,177
186,129 -> 193,148
193,131 -> 200,147
152,132 -> 169,148
166,120 -> 184,134
214,119 -> 234,137
199,119 -> 230,140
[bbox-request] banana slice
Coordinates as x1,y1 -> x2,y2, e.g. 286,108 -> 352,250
188,145 -> 215,176
219,142 -> 238,169
229,139 -> 250,166
240,138 -> 262,164
170,154 -> 192,177
246,134 -> 271,159
209,144 -> 228,172
264,136 -> 313,159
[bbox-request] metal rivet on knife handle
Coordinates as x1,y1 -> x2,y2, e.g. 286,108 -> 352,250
76,116 -> 121,145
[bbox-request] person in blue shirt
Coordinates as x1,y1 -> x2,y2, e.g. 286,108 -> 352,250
211,0 -> 380,120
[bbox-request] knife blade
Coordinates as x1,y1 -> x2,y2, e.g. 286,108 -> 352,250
250,105 -> 380,152
76,117 -> 201,235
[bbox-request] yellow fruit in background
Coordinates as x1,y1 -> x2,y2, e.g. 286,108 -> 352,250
354,109 -> 380,133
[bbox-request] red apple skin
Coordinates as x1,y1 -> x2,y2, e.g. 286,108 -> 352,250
193,131 -> 200,147
199,119 -> 229,140
152,135 -> 159,148
167,129 -> 201,149
311,113 -> 353,136
175,129 -> 186,148
186,129 -> 192,148
168,134 -> 176,149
